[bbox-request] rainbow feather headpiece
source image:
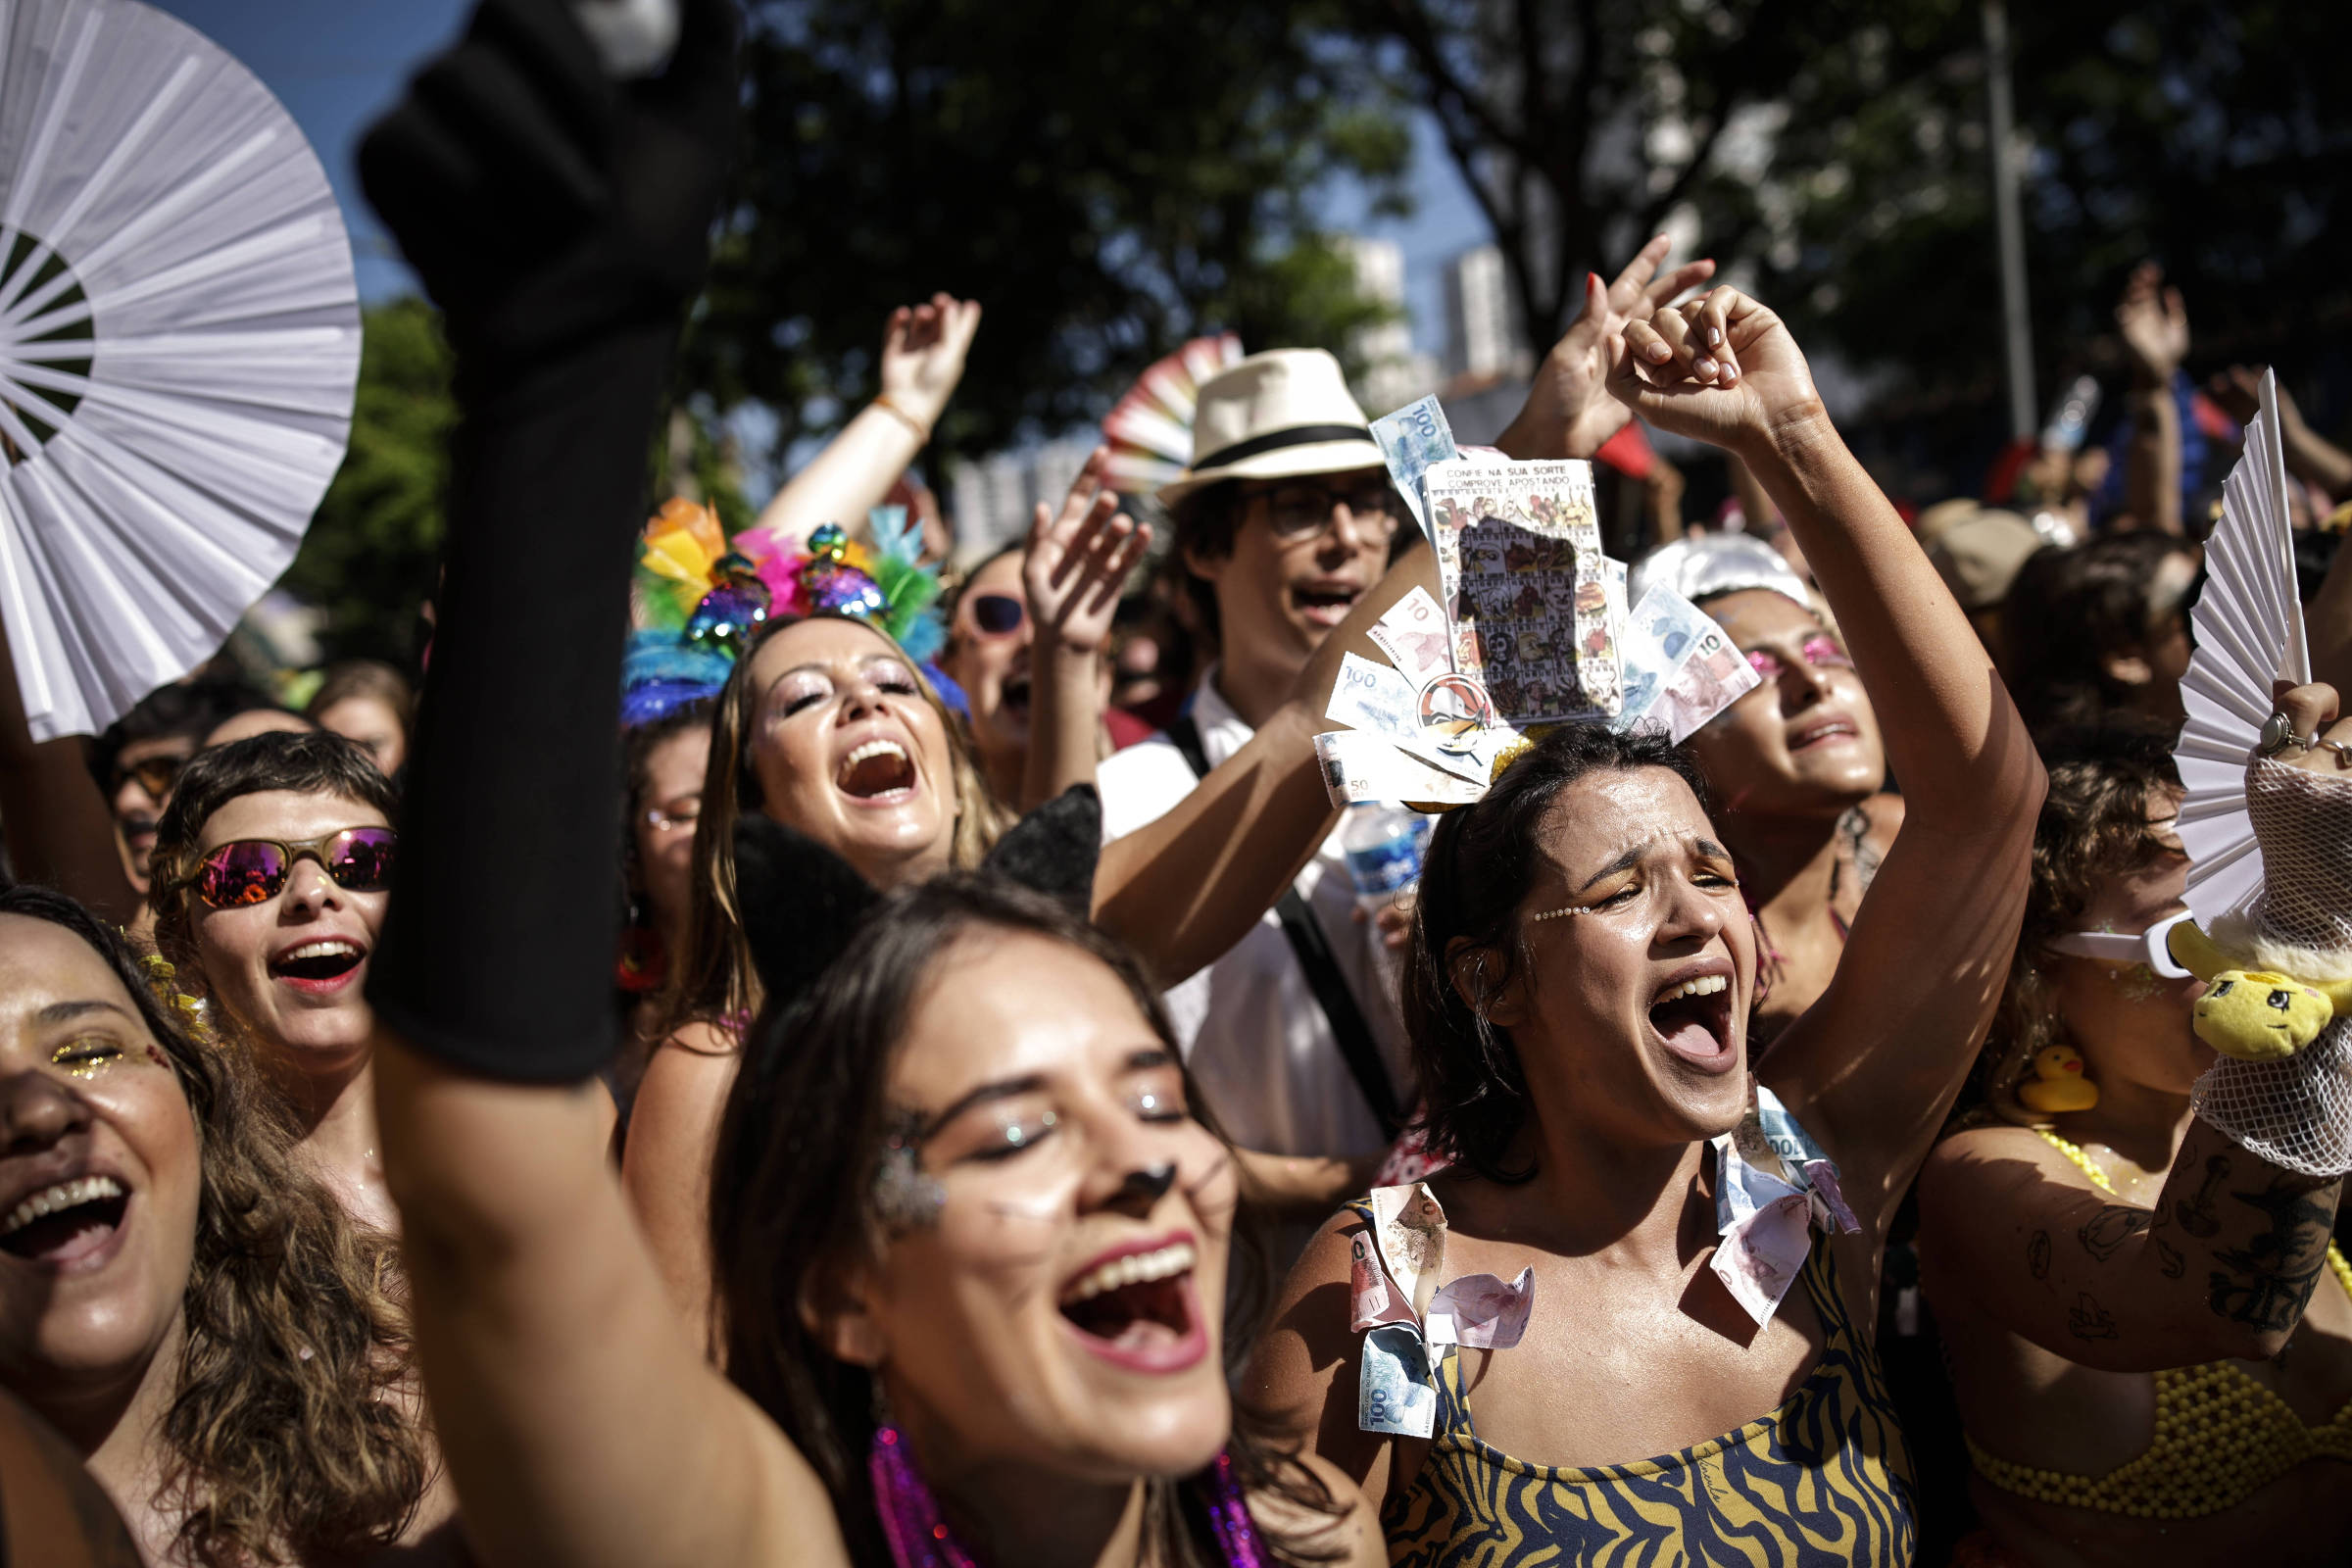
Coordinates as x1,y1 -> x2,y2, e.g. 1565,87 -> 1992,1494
624,500 -> 949,728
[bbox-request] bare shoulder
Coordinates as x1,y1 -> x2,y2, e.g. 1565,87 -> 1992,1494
631,1025 -> 744,1127
1247,1449 -> 1385,1568
1918,1121 -> 2079,1212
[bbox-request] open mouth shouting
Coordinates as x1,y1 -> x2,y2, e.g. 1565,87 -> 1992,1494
1289,579 -> 1364,630
1647,962 -> 1739,1074
999,671 -> 1031,717
1057,1234 -> 1207,1374
836,738 -> 919,805
0,1173 -> 129,1271
270,937 -> 367,997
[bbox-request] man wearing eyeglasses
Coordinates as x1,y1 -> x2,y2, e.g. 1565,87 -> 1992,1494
87,679 -> 263,900
1096,347 -> 1416,1195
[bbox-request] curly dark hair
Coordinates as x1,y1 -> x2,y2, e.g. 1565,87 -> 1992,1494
1403,723 -> 1713,1184
708,874 -> 1347,1567
2001,533 -> 2197,733
1950,722 -> 2182,1130
0,884 -> 428,1566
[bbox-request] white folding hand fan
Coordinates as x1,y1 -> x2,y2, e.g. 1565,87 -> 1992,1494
1099,333 -> 1243,497
2173,369 -> 2308,923
0,0 -> 359,740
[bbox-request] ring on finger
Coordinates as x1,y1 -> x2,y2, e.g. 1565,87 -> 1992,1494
2260,711 -> 2316,755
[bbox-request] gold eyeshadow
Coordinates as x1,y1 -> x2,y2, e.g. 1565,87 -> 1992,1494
50,1040 -> 121,1080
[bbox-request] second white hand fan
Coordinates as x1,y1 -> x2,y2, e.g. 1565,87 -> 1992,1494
2173,368 -> 2308,923
0,0 -> 359,741
1099,333 -> 1243,497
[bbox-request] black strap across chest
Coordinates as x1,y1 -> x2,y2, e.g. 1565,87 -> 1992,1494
1164,713 -> 1401,1139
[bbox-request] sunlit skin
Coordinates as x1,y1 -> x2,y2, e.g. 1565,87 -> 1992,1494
110,735 -> 195,894
817,931 -> 1238,1545
186,789 -> 394,1232
745,618 -> 956,891
1478,768 -> 1759,1152
315,695 -> 409,777
633,723 -> 711,953
941,551 -> 1033,803
1687,590 -> 1883,819
189,791 -> 389,1076
1686,588 -> 1896,1039
1185,466 -> 1395,729
0,916 -> 198,1487
1922,779 -> 2352,1567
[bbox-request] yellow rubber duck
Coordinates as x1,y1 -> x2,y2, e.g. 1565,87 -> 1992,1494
2019,1044 -> 2100,1114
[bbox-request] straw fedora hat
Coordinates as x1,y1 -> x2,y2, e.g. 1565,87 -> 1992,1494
1156,348 -> 1386,505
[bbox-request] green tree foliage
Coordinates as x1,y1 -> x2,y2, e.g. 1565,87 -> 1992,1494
682,0 -> 1414,471
280,298 -> 454,662
1353,0 -> 2352,417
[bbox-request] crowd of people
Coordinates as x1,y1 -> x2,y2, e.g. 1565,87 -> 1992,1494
0,2 -> 2348,1565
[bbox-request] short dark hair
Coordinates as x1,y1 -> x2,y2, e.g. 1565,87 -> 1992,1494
1404,723 -> 1713,1184
1167,479 -> 1244,641
709,873 -> 1342,1566
87,676 -> 270,791
2001,533 -> 2194,733
149,730 -> 399,969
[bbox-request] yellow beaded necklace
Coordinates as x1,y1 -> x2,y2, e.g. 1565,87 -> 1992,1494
1964,1127 -> 2352,1520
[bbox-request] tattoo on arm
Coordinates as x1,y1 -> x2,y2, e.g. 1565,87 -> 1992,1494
2155,1239 -> 2185,1280
2029,1230 -> 2051,1281
2068,1292 -> 2120,1341
2175,1154 -> 2230,1238
2205,1172 -> 2339,1335
2078,1205 -> 2151,1261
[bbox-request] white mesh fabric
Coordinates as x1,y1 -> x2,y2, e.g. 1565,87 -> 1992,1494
2192,759 -> 2352,1175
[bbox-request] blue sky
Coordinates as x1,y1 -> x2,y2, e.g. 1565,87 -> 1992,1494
152,0 -> 1489,361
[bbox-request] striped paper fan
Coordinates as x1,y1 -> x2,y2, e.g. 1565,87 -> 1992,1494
2174,368 -> 2308,924
0,0 -> 359,740
1099,332 -> 1242,496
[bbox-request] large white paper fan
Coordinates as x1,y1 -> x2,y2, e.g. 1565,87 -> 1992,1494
2174,368 -> 2308,924
0,0 -> 359,740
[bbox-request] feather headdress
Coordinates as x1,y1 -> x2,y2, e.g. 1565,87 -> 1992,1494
623,501 -> 950,728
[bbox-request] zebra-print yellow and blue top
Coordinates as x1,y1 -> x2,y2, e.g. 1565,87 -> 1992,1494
1375,1227 -> 1919,1566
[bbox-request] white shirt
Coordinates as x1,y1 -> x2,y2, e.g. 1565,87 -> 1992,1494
1097,667 -> 1412,1159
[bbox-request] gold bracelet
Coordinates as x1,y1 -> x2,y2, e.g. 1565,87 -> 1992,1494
871,393 -> 930,445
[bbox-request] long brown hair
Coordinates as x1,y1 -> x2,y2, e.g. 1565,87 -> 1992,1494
708,875 -> 1345,1565
0,886 -> 427,1566
662,612 -> 1009,1033
1951,723 -> 2182,1129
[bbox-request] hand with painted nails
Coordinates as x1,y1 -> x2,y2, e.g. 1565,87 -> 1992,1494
1498,234 -> 1715,461
1025,448 -> 1152,659
1608,286 -> 1825,459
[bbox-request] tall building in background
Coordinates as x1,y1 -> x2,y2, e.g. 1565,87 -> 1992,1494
947,434 -> 1102,566
1445,245 -> 1529,383
1343,235 -> 1439,416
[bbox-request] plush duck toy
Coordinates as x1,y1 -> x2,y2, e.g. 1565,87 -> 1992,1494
2019,1045 -> 2100,1114
2167,920 -> 2352,1062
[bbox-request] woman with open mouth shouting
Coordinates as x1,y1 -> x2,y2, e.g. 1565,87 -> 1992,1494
627,480 -> 1435,1346
1247,287 -> 2044,1565
144,730 -> 403,1235
0,885 -> 448,1565
354,3 -> 1387,1560
1633,532 -> 1903,1052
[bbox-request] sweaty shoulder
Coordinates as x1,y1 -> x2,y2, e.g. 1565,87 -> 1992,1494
1094,736 -> 1200,843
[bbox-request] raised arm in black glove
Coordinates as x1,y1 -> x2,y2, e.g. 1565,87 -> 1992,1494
361,0 -> 739,1082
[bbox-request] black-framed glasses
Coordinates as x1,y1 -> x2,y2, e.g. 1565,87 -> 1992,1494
1260,482 -> 1402,542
